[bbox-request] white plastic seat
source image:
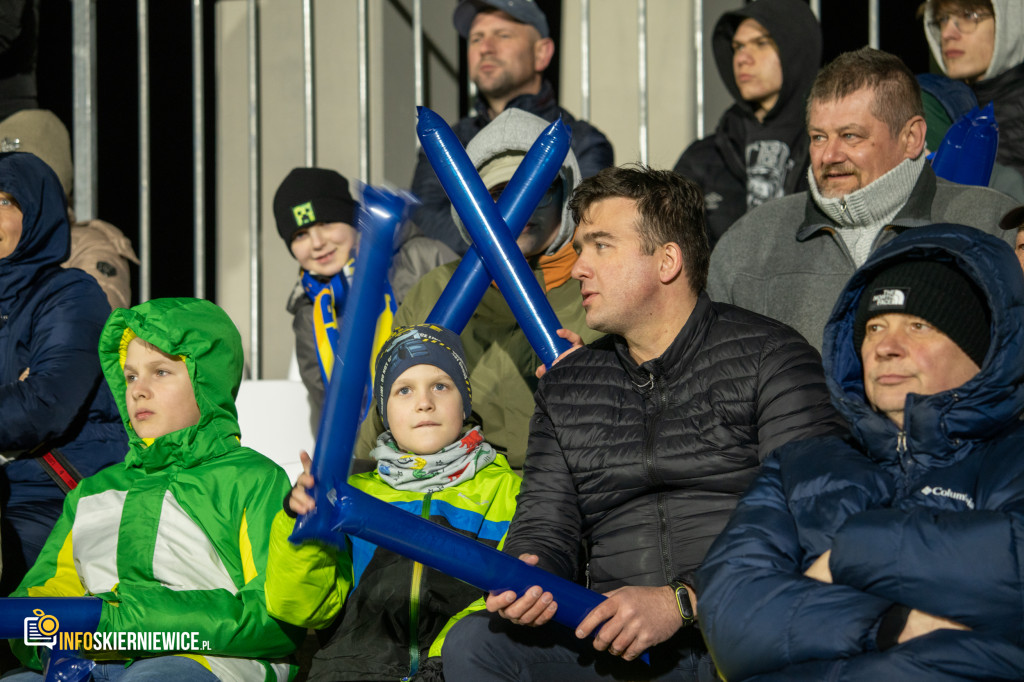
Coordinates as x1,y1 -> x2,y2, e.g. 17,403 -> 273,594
235,379 -> 315,484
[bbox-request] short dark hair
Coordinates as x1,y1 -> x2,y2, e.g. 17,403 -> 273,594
568,164 -> 710,293
807,47 -> 924,138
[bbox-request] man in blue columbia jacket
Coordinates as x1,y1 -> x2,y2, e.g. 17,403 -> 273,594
697,223 -> 1024,680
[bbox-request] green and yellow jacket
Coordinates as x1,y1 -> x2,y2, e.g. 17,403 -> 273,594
266,452 -> 521,681
11,298 -> 304,681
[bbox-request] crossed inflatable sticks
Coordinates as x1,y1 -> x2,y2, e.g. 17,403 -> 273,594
0,108 -> 619,667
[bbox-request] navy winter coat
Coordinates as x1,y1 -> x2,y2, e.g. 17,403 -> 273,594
0,152 -> 125,488
696,224 -> 1024,680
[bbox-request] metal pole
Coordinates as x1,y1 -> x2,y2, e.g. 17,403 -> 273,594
71,0 -> 97,221
302,0 -> 316,166
358,0 -> 369,181
580,0 -> 590,121
247,0 -> 262,378
637,0 -> 648,165
694,0 -> 704,139
868,0 -> 879,49
413,0 -> 423,107
138,0 -> 151,302
192,0 -> 206,299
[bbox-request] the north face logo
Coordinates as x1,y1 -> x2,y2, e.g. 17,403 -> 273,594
869,287 -> 907,310
292,202 -> 316,227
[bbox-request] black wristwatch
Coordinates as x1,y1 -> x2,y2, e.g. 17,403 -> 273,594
670,581 -> 695,625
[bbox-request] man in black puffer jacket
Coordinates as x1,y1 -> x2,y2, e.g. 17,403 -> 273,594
443,166 -> 845,681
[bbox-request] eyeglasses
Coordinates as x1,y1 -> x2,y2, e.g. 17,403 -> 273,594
928,9 -> 993,34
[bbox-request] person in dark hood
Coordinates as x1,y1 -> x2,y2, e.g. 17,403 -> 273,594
0,152 -> 125,596
673,0 -> 821,247
696,224 -> 1024,680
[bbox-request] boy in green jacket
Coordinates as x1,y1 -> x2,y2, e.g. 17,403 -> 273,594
7,298 -> 303,681
266,324 -> 521,681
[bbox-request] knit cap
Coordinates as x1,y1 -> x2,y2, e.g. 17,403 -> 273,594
272,168 -> 357,248
374,324 -> 472,429
853,259 -> 990,367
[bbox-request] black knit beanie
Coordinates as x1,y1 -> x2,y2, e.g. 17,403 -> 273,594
272,168 -> 357,249
373,324 -> 472,430
853,259 -> 990,367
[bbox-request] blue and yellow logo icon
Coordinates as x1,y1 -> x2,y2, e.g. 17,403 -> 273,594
24,608 -> 59,648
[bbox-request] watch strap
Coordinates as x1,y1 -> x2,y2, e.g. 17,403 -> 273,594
670,581 -> 695,623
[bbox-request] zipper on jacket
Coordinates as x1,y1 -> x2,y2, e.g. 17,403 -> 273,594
641,376 -> 674,580
642,375 -> 666,487
405,492 -> 432,680
896,431 -> 907,455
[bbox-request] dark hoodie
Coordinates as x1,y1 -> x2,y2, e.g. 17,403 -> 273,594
674,0 -> 821,247
0,152 -> 124,575
697,224 -> 1024,680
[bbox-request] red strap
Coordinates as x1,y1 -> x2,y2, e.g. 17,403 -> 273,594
42,451 -> 79,491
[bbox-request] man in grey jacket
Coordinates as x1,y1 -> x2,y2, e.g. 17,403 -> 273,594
708,47 -> 1016,350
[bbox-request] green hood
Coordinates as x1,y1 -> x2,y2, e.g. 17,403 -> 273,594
99,297 -> 244,472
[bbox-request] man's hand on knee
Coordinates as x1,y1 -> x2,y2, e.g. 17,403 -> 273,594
484,554 -> 558,627
575,585 -> 682,661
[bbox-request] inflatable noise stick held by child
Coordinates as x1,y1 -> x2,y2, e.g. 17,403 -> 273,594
289,181 -> 647,664
417,106 -> 571,369
426,114 -> 571,335
300,185 -> 416,517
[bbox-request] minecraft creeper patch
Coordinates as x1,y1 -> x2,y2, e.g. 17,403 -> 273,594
292,202 -> 316,226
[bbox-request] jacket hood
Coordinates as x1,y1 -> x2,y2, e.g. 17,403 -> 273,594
0,152 -> 71,303
822,224 -> 1024,466
452,107 -> 581,255
925,0 -> 1024,81
712,0 -> 822,122
99,297 -> 245,472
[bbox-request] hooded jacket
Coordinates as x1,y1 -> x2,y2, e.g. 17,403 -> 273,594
0,151 -> 124,486
925,0 -> 1024,177
697,224 -> 1024,680
354,109 -> 603,469
410,80 -> 614,255
674,0 -> 821,247
11,298 -> 304,681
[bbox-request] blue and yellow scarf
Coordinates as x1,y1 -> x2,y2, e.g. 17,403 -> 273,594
303,258 -> 396,421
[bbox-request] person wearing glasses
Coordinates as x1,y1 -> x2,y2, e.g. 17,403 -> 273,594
353,108 -> 601,472
923,1 -> 1024,179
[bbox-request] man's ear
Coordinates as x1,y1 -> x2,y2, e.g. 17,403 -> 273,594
534,37 -> 555,73
901,115 -> 927,160
659,242 -> 684,284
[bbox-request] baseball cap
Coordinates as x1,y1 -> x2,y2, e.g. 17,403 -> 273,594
453,0 -> 550,39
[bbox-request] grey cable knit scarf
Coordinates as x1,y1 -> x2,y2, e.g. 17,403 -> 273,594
809,155 -> 926,267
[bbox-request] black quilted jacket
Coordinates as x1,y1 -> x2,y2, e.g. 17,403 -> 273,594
504,293 -> 846,592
